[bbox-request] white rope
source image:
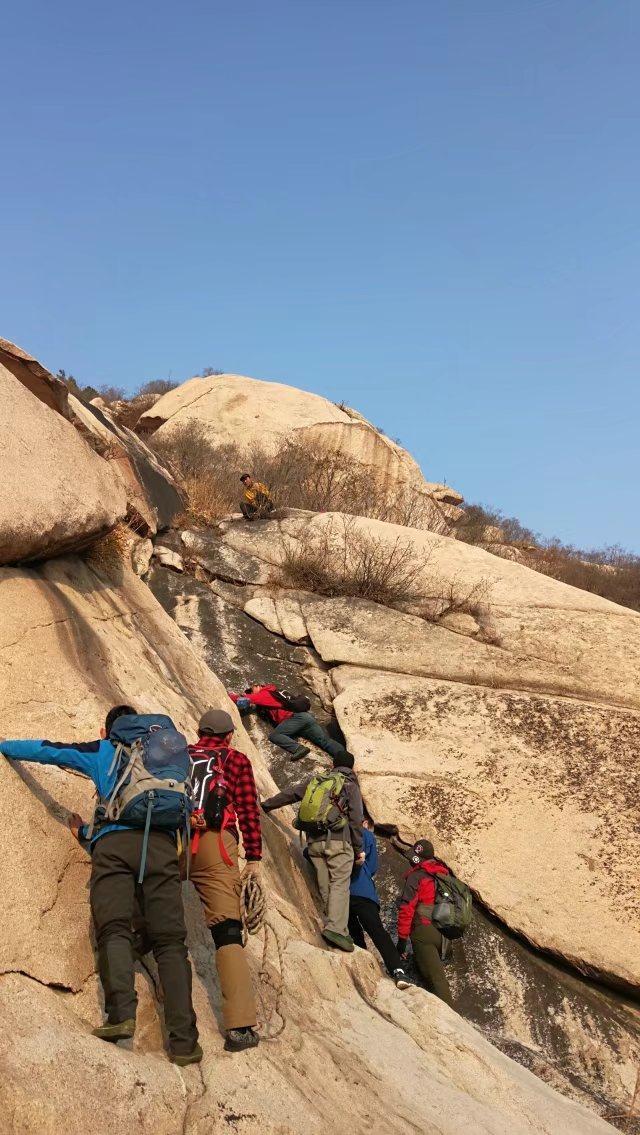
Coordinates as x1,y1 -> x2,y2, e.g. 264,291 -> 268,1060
241,872 -> 286,1040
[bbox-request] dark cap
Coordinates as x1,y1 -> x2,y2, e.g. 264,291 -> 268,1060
412,838 -> 435,861
198,708 -> 234,736
239,473 -> 251,482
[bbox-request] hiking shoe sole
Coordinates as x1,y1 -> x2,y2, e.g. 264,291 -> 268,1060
322,930 -> 355,952
224,1029 -> 260,1052
170,1043 -> 203,1066
93,1018 -> 135,1042
395,977 -> 411,990
289,747 -> 311,762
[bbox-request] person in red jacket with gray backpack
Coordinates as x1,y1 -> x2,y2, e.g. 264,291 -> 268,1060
230,683 -> 345,762
397,838 -> 472,1007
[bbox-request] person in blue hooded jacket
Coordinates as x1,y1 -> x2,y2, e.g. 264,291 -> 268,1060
349,819 -> 410,989
0,704 -> 201,1065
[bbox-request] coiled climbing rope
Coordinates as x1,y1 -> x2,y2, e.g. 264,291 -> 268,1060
241,871 -> 286,1039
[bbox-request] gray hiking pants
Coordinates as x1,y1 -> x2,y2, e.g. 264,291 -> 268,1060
269,712 -> 344,758
307,837 -> 354,936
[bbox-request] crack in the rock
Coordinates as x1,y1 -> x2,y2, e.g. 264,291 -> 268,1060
0,968 -> 77,993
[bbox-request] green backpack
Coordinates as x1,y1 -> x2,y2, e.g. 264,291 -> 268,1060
426,869 -> 473,940
295,772 -> 347,837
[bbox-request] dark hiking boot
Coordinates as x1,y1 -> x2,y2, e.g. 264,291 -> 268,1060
393,969 -> 411,990
289,745 -> 311,762
322,930 -> 355,952
224,1027 -> 260,1052
170,1043 -> 203,1066
93,1018 -> 136,1042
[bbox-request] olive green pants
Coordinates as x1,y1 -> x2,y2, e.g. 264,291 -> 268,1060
412,924 -> 452,1007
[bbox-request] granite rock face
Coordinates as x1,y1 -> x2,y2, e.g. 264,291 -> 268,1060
0,556 -> 616,1135
0,366 -> 126,564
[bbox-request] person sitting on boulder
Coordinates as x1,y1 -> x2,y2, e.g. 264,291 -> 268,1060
261,750 -> 364,952
239,473 -> 275,520
396,838 -> 453,1007
349,818 -> 410,989
188,708 -> 262,1053
230,682 -> 345,762
0,706 -> 201,1065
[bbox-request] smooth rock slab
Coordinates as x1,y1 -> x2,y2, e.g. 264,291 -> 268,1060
333,665 -> 640,991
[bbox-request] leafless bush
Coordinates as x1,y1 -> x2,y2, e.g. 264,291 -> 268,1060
151,424 -> 242,525
148,428 -> 450,533
281,517 -> 493,622
281,517 -> 424,606
97,384 -> 127,404
249,439 -> 448,531
136,379 -> 178,396
456,502 -> 538,546
529,545 -> 640,612
458,503 -> 640,613
437,574 -> 493,617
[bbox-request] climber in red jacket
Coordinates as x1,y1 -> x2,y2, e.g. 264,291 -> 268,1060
229,683 -> 345,762
396,838 -> 453,1006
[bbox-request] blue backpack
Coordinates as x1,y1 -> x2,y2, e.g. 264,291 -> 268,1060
92,714 -> 192,881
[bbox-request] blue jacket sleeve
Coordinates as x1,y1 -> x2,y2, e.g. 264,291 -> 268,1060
364,829 -> 378,877
1,738 -> 101,780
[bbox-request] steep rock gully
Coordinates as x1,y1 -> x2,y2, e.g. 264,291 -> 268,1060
146,550 -> 640,1130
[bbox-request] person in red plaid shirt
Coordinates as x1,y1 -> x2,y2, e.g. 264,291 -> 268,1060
188,708 -> 262,1052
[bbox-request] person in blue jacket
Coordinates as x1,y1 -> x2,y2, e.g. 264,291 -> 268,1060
349,819 -> 410,989
0,704 -> 201,1065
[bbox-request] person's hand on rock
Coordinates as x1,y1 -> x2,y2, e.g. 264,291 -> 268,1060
68,813 -> 85,841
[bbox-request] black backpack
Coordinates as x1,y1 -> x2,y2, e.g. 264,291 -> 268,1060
272,689 -> 311,714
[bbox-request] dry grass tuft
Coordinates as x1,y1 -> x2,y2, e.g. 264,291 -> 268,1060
84,523 -> 132,579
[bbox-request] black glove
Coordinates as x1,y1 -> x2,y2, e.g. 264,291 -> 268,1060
396,937 -> 409,959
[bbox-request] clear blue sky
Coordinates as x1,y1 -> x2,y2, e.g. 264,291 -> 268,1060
2,1 -> 638,551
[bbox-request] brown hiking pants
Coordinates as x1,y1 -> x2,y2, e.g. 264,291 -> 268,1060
307,837 -> 354,937
189,829 -> 257,1030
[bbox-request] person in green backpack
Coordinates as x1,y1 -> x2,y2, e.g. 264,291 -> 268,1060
261,750 -> 364,952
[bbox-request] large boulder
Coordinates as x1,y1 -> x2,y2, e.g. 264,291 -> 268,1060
0,556 -> 614,1135
0,337 -> 69,415
0,365 -> 126,564
67,394 -> 184,534
137,374 -> 462,531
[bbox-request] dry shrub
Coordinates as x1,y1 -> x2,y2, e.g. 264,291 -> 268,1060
437,574 -> 493,617
150,424 -> 449,532
84,523 -> 131,579
281,517 -> 493,623
458,503 -> 640,613
281,517 -> 424,606
529,545 -> 640,612
150,424 -> 242,525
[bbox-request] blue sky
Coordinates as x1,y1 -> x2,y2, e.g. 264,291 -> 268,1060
2,1 -> 638,550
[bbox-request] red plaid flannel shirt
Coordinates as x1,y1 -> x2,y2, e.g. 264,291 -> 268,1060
188,735 -> 262,861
